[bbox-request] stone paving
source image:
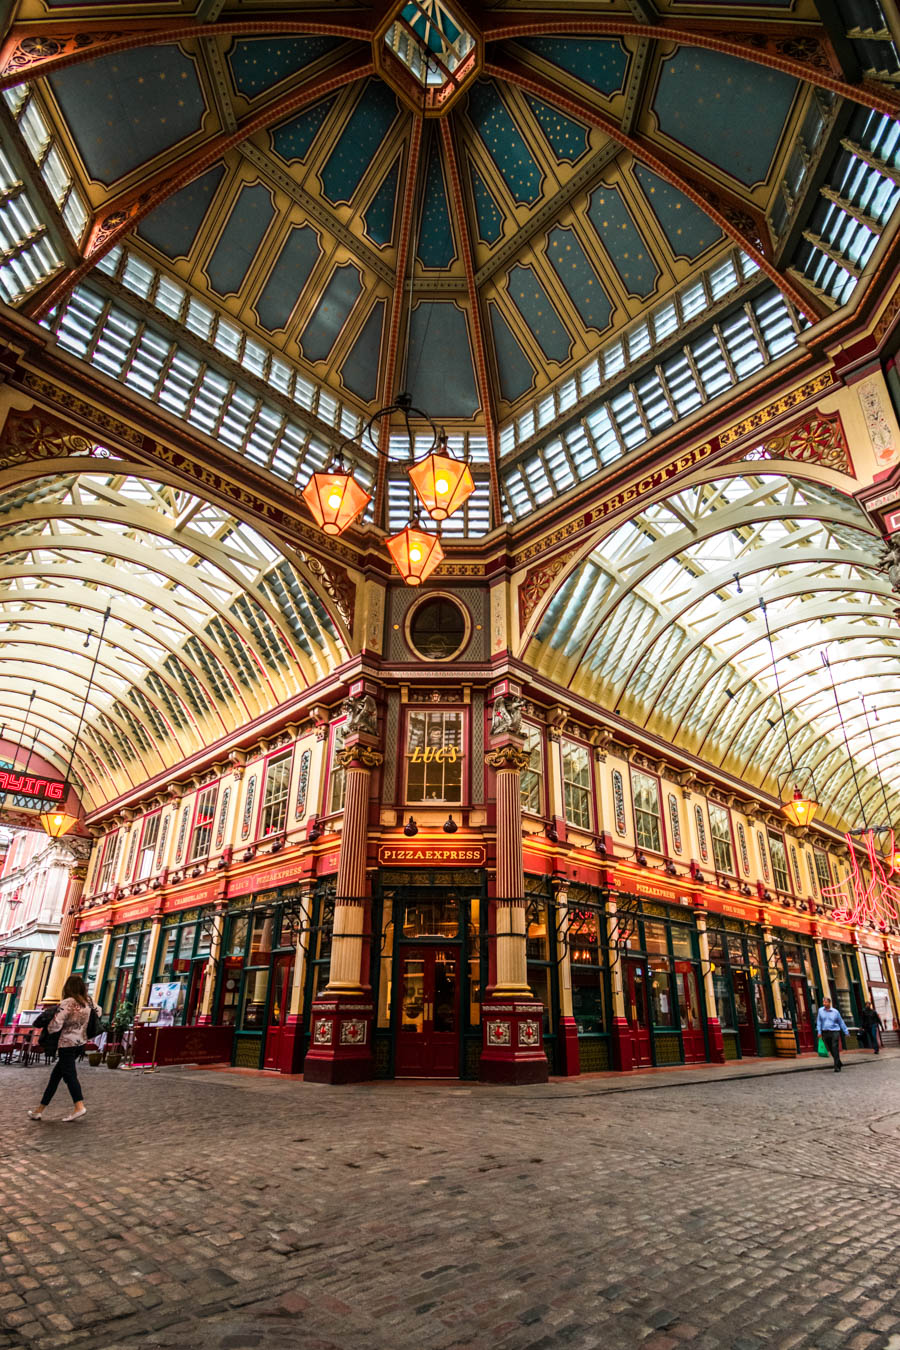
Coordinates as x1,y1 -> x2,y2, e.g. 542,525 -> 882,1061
2,1051 -> 900,1350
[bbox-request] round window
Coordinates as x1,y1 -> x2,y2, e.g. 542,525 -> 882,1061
407,595 -> 469,661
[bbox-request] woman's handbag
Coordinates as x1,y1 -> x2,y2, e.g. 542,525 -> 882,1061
85,1002 -> 102,1040
817,1035 -> 829,1056
34,1006 -> 60,1057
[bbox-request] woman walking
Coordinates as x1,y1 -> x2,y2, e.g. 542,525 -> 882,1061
28,975 -> 100,1122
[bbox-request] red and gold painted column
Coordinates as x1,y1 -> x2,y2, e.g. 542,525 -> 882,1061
694,908 -> 725,1064
304,736 -> 382,1084
481,736 -> 549,1084
41,861 -> 88,1006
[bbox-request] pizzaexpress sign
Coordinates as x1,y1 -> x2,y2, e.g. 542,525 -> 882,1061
377,844 -> 487,865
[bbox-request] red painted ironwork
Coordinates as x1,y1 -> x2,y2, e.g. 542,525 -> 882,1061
823,830 -> 900,928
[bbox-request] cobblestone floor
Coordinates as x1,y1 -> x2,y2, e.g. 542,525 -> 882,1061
2,1051 -> 900,1350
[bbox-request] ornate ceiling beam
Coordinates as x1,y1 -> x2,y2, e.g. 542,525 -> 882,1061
482,15 -> 900,118
440,117 -> 502,526
23,53 -> 372,322
373,111 -> 423,529
0,15 -> 376,89
485,56 -> 831,323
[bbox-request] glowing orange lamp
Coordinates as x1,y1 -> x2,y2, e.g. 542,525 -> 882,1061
408,446 -> 475,522
385,524 -> 444,586
40,810 -> 78,838
781,788 -> 818,829
301,461 -> 371,537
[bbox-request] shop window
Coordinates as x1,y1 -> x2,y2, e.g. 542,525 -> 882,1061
525,894 -> 554,1035
642,918 -> 669,956
562,739 -> 592,830
137,813 -> 161,879
568,904 -> 604,1033
405,709 -> 463,804
97,832 -> 118,892
814,850 -> 833,893
708,803 -> 734,875
632,771 -> 662,853
648,961 -> 674,1027
189,785 -> 218,862
520,723 -> 544,815
259,751 -> 292,836
670,925 -> 694,959
767,830 -> 790,892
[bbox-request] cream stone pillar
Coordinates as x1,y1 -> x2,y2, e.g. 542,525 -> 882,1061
855,943 -> 872,1003
41,862 -> 88,1005
546,727 -> 566,836
606,894 -> 632,1072
480,730 -> 548,1084
884,951 -> 900,1033
763,927 -> 785,1020
554,882 -> 580,1076
136,916 -> 165,1014
18,952 -> 49,1011
695,909 -> 725,1063
814,937 -> 831,1000
304,735 -> 381,1084
197,909 -> 225,1023
91,927 -> 115,1003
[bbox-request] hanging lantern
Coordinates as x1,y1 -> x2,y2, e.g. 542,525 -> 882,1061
408,449 -> 475,522
301,462 -> 371,537
385,524 -> 444,586
781,788 -> 818,828
39,809 -> 78,839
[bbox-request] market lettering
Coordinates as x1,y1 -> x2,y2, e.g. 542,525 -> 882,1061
409,746 -> 459,764
0,772 -> 65,799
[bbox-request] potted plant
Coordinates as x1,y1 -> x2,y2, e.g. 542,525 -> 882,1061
106,1001 -> 134,1069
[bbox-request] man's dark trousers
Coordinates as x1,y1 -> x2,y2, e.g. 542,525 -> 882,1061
823,1029 -> 842,1070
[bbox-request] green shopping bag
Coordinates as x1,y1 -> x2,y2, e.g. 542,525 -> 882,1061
817,1036 -> 829,1056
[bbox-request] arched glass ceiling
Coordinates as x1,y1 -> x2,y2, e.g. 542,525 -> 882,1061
531,470 -> 900,831
0,468 -> 348,812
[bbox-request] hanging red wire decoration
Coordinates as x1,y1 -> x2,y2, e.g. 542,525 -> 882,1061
822,830 -> 900,928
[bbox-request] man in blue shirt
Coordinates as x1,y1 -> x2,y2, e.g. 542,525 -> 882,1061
817,997 -> 849,1072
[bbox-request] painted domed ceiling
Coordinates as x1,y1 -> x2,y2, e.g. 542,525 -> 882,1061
2,0 -> 899,537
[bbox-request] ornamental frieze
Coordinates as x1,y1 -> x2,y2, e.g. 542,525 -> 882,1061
738,409 -> 853,476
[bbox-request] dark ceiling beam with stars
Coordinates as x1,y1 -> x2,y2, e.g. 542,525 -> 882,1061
0,15 -> 375,90
373,113 -> 424,530
23,54 -> 372,322
440,117 -> 502,526
482,16 -> 900,118
486,55 -> 831,322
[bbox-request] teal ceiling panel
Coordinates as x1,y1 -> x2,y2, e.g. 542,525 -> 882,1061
515,38 -> 628,97
524,95 -> 590,164
48,46 -> 205,187
206,182 -> 276,297
227,38 -> 344,97
270,97 -> 337,163
547,227 -> 613,332
340,299 -> 386,403
632,165 -> 723,259
466,81 -> 543,206
417,142 -> 456,269
653,49 -> 797,188
587,185 -> 659,299
489,302 -> 536,402
407,303 -> 480,418
136,164 -> 225,260
299,263 -> 363,362
320,82 -> 399,206
364,157 -> 401,247
469,160 -> 504,244
255,225 -> 321,331
507,263 -> 572,364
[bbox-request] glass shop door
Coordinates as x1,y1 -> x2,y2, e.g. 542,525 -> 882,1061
625,957 -> 652,1066
675,962 -> 705,1062
263,952 -> 295,1070
395,946 -> 460,1078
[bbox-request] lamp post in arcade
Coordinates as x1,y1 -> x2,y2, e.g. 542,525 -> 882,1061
481,710 -> 549,1084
